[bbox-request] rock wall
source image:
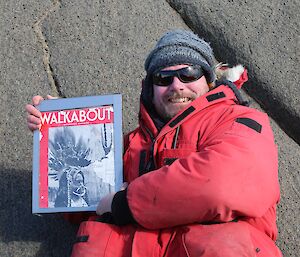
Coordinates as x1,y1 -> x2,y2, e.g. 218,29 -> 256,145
0,0 -> 298,256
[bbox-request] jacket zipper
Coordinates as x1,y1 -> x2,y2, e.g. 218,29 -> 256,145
144,126 -> 156,172
172,126 -> 180,149
143,124 -> 181,172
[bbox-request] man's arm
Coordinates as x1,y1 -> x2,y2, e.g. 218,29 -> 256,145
112,112 -> 280,229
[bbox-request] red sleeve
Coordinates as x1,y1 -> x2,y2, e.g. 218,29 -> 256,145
126,113 -> 280,229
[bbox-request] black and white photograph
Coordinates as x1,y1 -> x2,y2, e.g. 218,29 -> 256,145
47,123 -> 115,208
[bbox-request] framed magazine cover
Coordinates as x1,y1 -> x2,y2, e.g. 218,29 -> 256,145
32,94 -> 123,213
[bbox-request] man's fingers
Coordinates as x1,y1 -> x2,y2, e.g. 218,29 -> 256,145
27,114 -> 41,132
25,104 -> 42,118
32,95 -> 44,106
32,95 -> 58,105
26,95 -> 58,133
46,95 -> 59,100
27,123 -> 41,132
96,193 -> 115,216
121,182 -> 128,190
26,95 -> 55,133
27,114 -> 41,126
25,103 -> 42,132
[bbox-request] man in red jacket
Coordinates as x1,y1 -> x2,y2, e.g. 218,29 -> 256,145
26,29 -> 282,257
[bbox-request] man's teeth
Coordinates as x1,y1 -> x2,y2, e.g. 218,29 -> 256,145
169,97 -> 190,103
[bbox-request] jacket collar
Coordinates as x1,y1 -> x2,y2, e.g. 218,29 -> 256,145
139,85 -> 238,138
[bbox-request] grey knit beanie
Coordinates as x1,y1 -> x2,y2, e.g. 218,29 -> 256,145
144,29 -> 216,83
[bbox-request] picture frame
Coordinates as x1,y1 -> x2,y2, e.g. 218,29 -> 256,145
32,94 -> 123,213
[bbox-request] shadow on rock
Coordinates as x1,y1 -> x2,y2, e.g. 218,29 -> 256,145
0,166 -> 78,257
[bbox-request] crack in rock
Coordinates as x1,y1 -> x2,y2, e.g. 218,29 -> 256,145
32,0 -> 62,97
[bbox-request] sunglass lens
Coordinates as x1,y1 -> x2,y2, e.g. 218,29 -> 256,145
179,67 -> 203,82
153,66 -> 203,86
153,73 -> 173,86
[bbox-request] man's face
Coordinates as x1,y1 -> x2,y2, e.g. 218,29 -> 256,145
152,64 -> 209,121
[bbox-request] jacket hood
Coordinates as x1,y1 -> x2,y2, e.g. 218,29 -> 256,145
139,81 -> 248,138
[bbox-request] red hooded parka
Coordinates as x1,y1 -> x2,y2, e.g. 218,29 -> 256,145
71,81 -> 282,257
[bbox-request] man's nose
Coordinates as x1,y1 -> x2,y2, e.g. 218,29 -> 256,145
169,77 -> 185,91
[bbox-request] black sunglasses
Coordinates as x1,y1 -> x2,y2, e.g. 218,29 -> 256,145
152,66 -> 204,87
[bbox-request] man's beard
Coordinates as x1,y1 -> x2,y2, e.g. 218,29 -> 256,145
157,92 -> 198,121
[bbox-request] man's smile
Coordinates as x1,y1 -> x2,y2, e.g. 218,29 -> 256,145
168,97 -> 192,103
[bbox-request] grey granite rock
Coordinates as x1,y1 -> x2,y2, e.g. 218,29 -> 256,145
40,0 -> 189,133
0,0 -> 187,256
167,0 -> 300,144
246,94 -> 300,257
0,0 -> 299,256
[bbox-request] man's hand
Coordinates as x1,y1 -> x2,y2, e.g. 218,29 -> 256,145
25,95 -> 58,132
96,182 -> 128,216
